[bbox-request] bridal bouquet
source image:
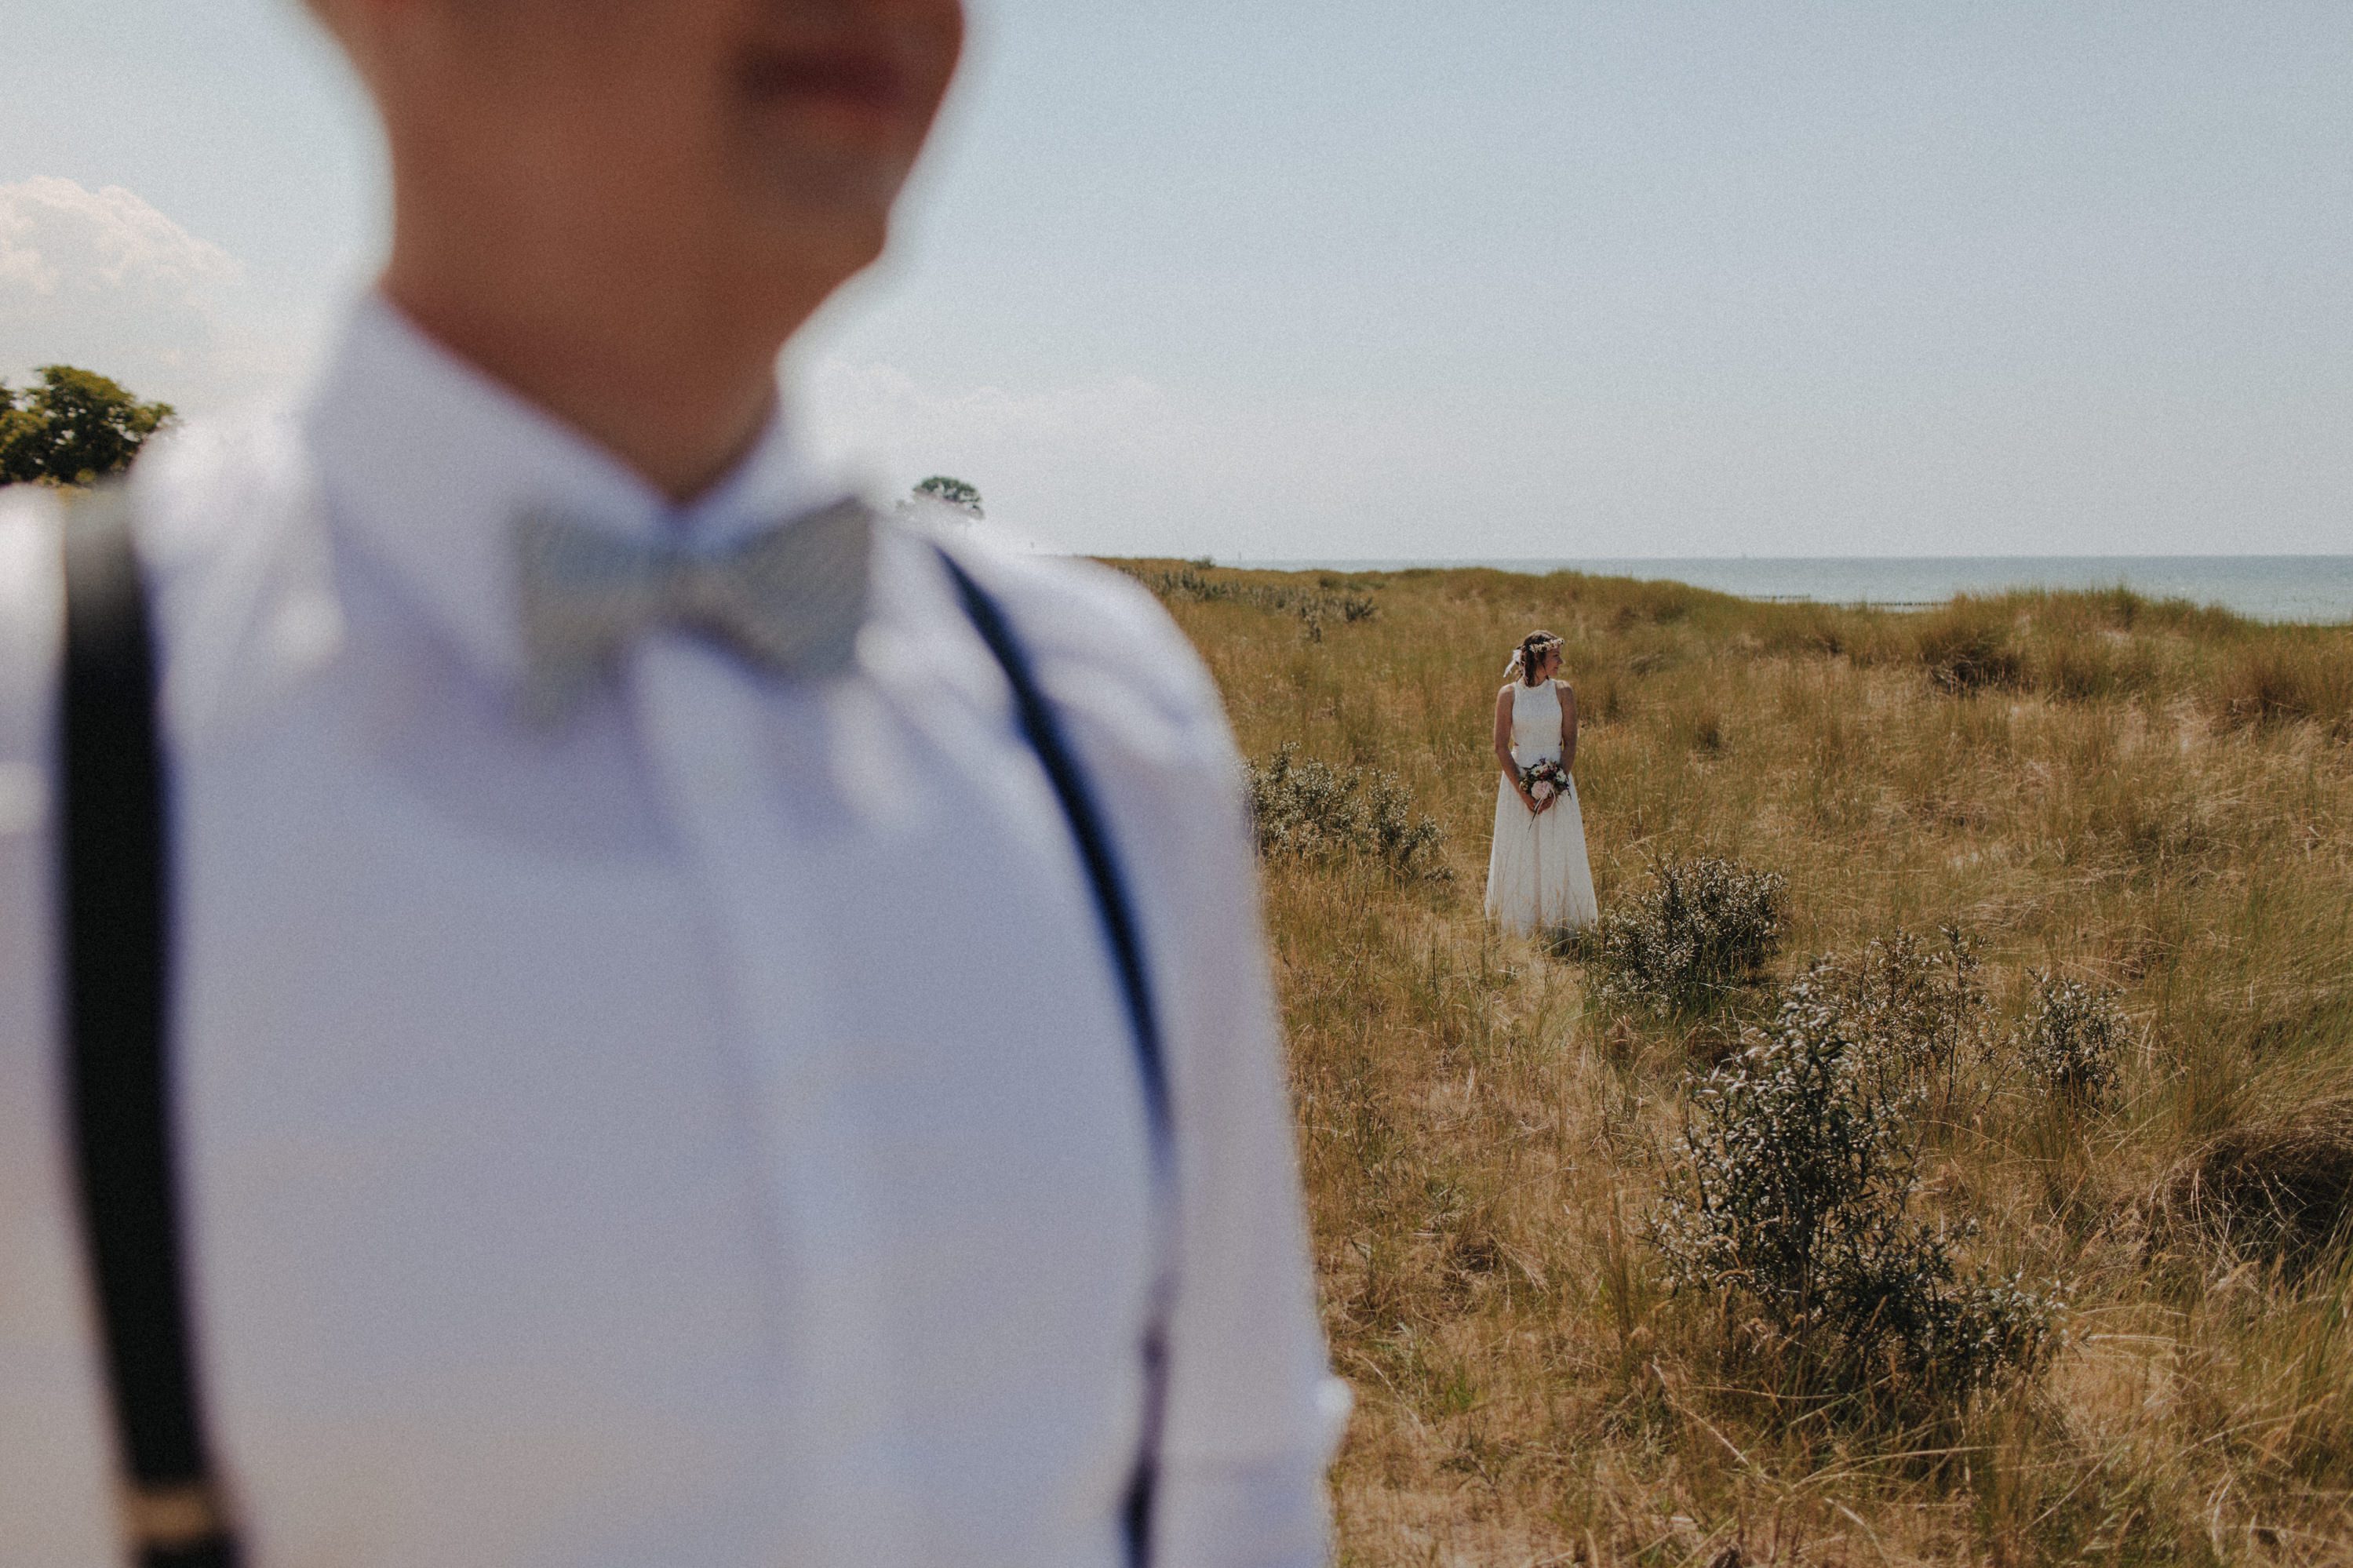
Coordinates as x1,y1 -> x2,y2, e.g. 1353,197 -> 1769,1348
1517,759 -> 1572,804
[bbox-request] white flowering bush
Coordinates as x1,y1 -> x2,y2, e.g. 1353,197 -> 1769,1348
1653,980 -> 2060,1411
1594,856 -> 1786,1014
1800,926 -> 1993,1118
1244,744 -> 1448,881
2017,971 -> 2126,1108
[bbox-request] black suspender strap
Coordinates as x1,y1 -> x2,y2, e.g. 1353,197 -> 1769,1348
934,548 -> 1175,1568
56,489 -> 242,1568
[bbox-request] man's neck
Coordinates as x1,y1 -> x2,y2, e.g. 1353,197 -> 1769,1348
381,258 -> 800,504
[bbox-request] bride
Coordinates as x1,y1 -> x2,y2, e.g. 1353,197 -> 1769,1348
1485,631 -> 1599,936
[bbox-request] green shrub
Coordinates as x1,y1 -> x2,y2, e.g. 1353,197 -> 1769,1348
1594,856 -> 1785,1015
1114,562 -> 1377,629
2016,971 -> 2125,1108
1652,980 -> 2061,1413
1244,744 -> 1447,881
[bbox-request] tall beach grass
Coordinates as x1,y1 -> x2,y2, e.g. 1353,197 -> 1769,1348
1120,560 -> 2353,1566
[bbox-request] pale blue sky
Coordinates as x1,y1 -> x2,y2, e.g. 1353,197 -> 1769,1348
3,1 -> 2350,558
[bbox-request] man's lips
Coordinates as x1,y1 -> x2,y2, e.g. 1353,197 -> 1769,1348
738,46 -> 913,127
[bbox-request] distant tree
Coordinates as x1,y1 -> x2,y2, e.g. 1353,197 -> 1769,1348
0,366 -> 175,486
911,475 -> 982,518
0,385 -> 27,483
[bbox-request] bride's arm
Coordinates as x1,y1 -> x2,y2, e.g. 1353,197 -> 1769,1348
1493,687 -> 1533,810
1559,680 -> 1579,774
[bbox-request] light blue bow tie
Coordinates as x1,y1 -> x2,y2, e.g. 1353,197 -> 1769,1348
512,497 -> 873,724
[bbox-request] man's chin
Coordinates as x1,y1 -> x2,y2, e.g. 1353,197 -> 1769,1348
735,192 -> 891,288
740,136 -> 914,213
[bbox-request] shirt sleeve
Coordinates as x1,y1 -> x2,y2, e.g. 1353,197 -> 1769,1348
1134,717 -> 1342,1568
1001,558 -> 1343,1568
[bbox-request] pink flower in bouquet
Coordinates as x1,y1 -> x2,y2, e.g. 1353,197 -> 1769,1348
1529,780 -> 1554,802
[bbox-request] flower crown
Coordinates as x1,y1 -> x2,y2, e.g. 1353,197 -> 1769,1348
1504,637 -> 1562,678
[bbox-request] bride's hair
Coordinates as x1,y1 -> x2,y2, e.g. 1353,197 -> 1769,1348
1506,631 -> 1562,686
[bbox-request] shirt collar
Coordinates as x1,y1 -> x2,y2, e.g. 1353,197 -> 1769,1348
301,293 -> 836,691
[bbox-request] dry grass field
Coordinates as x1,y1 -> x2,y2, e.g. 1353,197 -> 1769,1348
1114,559 -> 2353,1568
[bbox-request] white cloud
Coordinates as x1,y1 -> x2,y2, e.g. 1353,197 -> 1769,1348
0,176 -> 298,411
796,355 -> 1539,560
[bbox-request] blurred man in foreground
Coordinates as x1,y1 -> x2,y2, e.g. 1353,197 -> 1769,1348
0,2 -> 1340,1563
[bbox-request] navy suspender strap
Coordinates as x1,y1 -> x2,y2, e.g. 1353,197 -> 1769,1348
56,490 -> 242,1568
934,548 -> 1175,1568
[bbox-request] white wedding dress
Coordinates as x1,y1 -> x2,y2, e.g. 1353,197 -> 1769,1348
1484,679 -> 1598,935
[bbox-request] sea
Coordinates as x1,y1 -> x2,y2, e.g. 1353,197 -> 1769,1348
1236,557 -> 2353,626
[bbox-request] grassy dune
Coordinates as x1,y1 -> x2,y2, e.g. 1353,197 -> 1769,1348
1117,560 -> 2353,1567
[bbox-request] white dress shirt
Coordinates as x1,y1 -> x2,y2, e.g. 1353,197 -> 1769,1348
0,298 -> 1339,1568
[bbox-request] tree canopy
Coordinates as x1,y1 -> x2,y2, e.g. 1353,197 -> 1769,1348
0,366 -> 176,486
911,475 -> 982,517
